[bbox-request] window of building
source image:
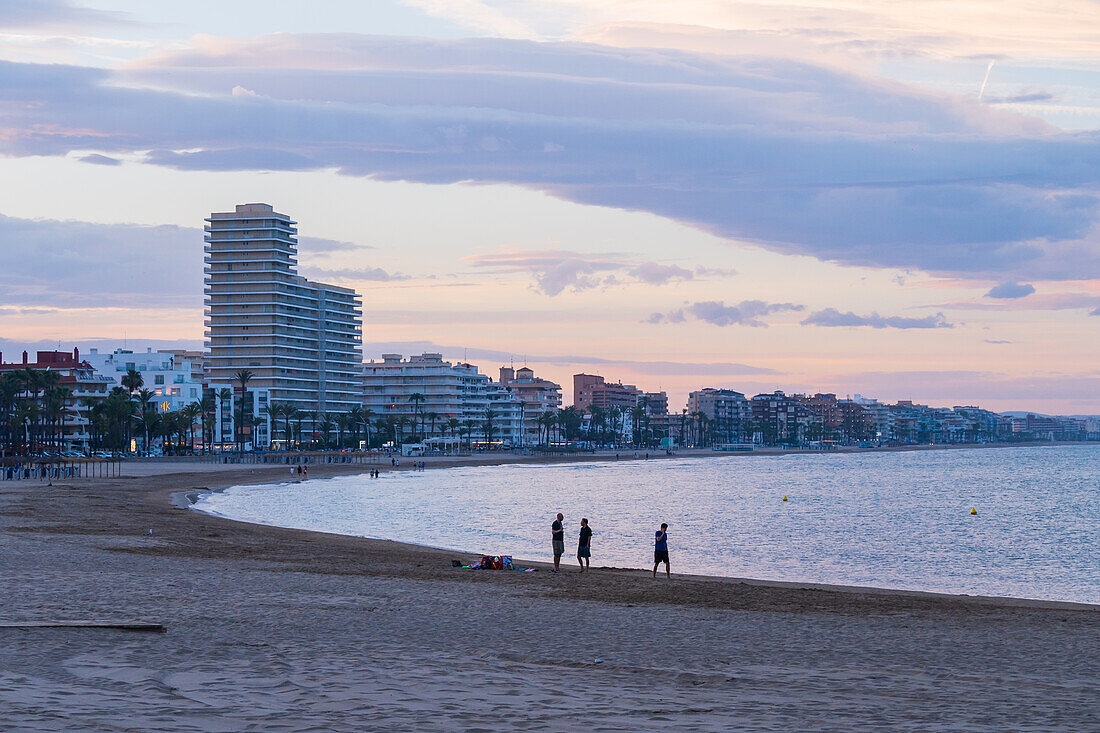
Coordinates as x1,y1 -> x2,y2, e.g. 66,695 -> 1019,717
155,374 -> 164,385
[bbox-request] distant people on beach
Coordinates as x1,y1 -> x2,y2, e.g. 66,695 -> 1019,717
653,523 -> 670,578
551,513 -> 565,572
577,518 -> 592,572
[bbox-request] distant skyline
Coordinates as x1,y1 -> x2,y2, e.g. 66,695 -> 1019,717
1,1 -> 1098,413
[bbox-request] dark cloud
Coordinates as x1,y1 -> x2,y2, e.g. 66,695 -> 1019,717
985,281 -> 1035,299
1,35 -> 1097,281
802,308 -> 953,329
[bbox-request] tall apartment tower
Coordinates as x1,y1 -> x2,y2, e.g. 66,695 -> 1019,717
204,203 -> 364,416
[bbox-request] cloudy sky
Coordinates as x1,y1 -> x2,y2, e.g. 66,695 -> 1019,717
1,0 -> 1098,412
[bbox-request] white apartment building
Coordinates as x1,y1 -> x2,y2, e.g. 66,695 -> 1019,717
206,382 -> 272,450
84,348 -> 203,412
499,366 -> 562,445
204,203 -> 364,421
363,353 -> 524,446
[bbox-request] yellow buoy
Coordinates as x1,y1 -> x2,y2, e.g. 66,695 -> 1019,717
782,496 -> 788,502
970,507 -> 978,515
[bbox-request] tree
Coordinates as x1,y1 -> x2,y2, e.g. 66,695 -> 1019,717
199,395 -> 216,454
334,413 -> 349,450
233,370 -> 254,451
217,387 -> 233,448
348,406 -> 364,448
182,402 -> 201,453
483,408 -> 496,446
260,404 -> 281,449
460,419 -> 476,450
407,393 -> 426,438
121,367 -> 143,395
425,411 -> 439,441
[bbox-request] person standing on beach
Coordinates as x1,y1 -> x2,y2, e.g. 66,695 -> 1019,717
577,518 -> 592,572
653,523 -> 670,578
551,513 -> 565,572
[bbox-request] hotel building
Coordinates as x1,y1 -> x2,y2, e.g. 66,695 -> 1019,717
204,203 -> 364,446
83,348 -> 204,413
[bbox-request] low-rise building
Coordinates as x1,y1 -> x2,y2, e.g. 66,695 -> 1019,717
84,347 -> 204,412
364,353 -> 524,447
573,373 -> 642,412
0,348 -> 112,452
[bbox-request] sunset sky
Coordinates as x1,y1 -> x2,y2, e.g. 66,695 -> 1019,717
1,1 -> 1098,412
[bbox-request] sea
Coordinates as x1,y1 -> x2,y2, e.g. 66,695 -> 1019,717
193,444 -> 1100,604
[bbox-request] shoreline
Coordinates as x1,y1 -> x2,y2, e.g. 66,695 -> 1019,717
178,449 -> 1098,612
3,450 -> 1097,729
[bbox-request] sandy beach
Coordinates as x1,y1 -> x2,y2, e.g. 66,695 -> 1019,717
2,458 -> 1097,731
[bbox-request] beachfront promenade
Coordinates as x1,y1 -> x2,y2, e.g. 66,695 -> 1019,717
1,459 -> 1096,731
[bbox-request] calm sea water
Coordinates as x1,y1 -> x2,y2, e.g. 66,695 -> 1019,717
194,444 -> 1100,603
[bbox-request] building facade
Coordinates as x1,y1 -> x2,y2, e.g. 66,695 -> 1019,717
204,203 -> 364,421
573,373 -> 642,412
0,349 -> 112,452
84,348 -> 203,412
364,354 -> 524,446
687,388 -> 749,443
499,366 -> 562,445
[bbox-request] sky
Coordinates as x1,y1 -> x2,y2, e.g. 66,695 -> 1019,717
0,0 -> 1098,413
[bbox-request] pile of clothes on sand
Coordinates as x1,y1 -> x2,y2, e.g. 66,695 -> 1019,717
452,555 -> 536,571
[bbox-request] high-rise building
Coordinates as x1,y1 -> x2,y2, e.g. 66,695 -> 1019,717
204,204 -> 364,443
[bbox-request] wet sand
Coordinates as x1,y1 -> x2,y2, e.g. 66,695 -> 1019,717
1,460 -> 1097,731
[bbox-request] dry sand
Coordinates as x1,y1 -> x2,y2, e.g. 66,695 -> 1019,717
1,459 -> 1097,731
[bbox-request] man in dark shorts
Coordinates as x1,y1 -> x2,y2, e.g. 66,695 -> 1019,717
652,522 -> 670,578
551,513 -> 565,571
577,518 -> 592,572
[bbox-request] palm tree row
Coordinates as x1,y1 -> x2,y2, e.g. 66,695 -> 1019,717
1,368 -> 76,454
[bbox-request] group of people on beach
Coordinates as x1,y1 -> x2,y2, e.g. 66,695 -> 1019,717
551,513 -> 671,578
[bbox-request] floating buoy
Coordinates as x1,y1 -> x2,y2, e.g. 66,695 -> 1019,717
782,496 -> 788,502
970,507 -> 978,515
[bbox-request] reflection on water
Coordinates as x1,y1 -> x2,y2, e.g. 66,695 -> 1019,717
196,444 -> 1100,603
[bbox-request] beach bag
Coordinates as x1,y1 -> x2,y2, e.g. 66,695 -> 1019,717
479,555 -> 495,569
502,556 -> 514,570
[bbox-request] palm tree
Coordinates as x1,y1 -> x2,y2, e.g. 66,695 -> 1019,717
425,411 -> 439,441
217,387 -> 233,448
407,393 -> 426,438
182,403 -> 202,453
460,419 -> 475,450
233,369 -> 254,451
260,404 -> 281,449
139,410 -> 160,453
317,412 -> 332,449
446,417 -> 460,442
121,367 -> 143,396
334,413 -> 349,450
199,394 -> 216,453
282,405 -> 299,448
348,406 -> 364,449
483,408 -> 496,446
360,408 -> 375,449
